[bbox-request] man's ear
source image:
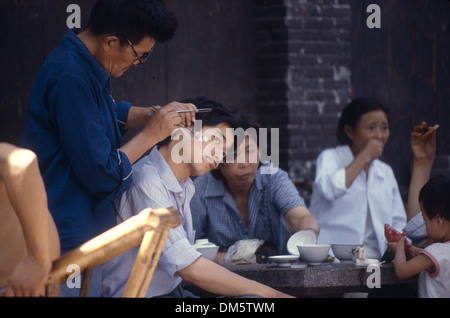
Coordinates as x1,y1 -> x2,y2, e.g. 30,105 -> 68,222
102,35 -> 121,53
343,125 -> 354,141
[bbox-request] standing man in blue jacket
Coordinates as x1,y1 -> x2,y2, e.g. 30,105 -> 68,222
21,0 -> 196,256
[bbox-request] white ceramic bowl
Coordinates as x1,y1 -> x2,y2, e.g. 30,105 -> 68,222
196,245 -> 219,261
331,243 -> 362,262
297,244 -> 331,263
287,230 -> 317,255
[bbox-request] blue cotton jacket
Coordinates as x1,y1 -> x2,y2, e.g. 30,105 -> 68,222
21,30 -> 133,252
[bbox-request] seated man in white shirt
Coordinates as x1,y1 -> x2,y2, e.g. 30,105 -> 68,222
101,96 -> 293,298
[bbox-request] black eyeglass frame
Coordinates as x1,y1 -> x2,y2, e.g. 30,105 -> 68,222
127,39 -> 154,65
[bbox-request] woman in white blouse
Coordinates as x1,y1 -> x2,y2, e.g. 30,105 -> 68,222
309,97 -> 407,259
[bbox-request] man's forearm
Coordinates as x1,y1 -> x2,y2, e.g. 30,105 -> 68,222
119,130 -> 159,165
179,257 -> 291,298
125,106 -> 154,130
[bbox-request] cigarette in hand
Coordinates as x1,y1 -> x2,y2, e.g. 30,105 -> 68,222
423,124 -> 439,138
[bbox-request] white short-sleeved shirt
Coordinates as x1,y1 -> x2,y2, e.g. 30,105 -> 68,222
309,145 -> 407,258
101,148 -> 201,297
418,241 -> 450,298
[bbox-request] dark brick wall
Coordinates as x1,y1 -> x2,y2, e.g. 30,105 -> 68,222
255,0 -> 352,200
255,0 -> 290,170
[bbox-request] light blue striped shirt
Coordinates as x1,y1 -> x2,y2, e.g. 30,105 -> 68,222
101,148 -> 201,297
191,163 -> 305,255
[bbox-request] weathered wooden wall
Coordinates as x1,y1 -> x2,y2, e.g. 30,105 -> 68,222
0,0 -> 256,145
351,0 -> 450,187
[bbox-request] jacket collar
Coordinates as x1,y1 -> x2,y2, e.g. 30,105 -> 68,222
64,29 -> 111,89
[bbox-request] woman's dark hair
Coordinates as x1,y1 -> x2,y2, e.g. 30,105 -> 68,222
337,97 -> 389,145
87,0 -> 178,45
419,174 -> 450,222
157,96 -> 238,148
211,111 -> 263,180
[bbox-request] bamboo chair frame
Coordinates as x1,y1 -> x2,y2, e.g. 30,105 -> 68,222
45,207 -> 181,297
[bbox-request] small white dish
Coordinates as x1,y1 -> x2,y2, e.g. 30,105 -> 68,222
268,255 -> 299,267
287,230 -> 317,255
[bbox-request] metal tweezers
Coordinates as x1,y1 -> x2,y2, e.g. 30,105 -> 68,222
148,108 -> 212,116
177,108 -> 212,114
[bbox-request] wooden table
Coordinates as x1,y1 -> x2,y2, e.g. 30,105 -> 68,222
222,262 -> 418,297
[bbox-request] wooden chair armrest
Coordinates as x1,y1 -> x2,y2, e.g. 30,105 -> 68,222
46,207 -> 181,296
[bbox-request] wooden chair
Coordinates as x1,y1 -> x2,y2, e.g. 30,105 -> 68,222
45,207 -> 181,297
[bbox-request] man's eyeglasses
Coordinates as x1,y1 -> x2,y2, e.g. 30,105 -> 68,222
127,39 -> 154,65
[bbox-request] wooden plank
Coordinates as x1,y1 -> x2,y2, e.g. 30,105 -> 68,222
434,0 -> 450,155
382,0 -> 417,187
164,0 -> 256,112
413,0 -> 438,125
0,0 -> 45,144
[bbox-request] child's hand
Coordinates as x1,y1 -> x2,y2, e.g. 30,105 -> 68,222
387,236 -> 405,253
388,237 -> 423,258
384,224 -> 415,259
410,244 -> 424,257
390,236 -> 434,280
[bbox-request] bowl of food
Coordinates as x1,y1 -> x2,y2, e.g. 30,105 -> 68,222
195,239 -> 219,261
331,243 -> 362,262
297,244 -> 331,263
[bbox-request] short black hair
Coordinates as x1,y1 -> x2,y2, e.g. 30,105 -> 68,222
87,0 -> 178,45
419,174 -> 450,222
183,96 -> 238,129
157,96 -> 238,148
337,97 -> 389,145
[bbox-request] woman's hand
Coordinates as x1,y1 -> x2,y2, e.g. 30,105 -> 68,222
358,138 -> 384,164
345,138 -> 384,188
